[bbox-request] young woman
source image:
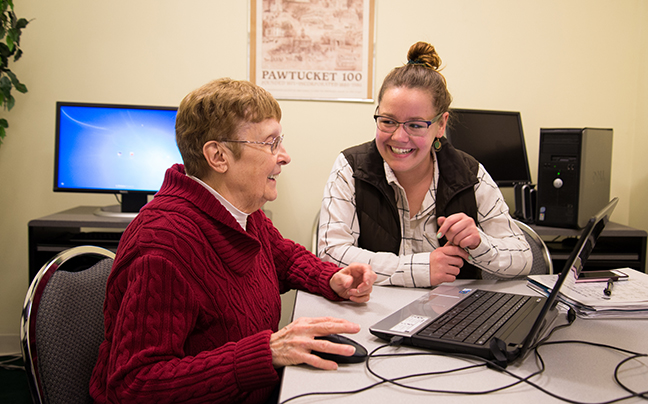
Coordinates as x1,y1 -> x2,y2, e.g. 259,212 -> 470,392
318,41 -> 532,288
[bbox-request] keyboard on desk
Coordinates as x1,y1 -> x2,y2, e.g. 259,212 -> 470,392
416,290 -> 531,346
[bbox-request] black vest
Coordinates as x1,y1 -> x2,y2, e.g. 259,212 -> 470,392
343,138 -> 482,279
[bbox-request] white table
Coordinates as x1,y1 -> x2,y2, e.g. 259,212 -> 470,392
279,280 -> 648,403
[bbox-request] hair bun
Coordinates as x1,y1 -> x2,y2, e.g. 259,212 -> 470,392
406,41 -> 442,70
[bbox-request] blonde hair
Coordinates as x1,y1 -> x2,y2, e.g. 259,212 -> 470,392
377,41 -> 452,115
175,78 -> 282,177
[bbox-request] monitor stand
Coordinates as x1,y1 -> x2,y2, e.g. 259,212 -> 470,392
94,205 -> 138,219
94,193 -> 149,219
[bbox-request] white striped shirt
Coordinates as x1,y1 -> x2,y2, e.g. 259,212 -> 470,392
318,152 -> 532,287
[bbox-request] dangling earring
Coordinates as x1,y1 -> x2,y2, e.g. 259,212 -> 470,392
433,138 -> 442,152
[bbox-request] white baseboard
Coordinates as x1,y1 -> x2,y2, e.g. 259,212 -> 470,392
0,334 -> 21,355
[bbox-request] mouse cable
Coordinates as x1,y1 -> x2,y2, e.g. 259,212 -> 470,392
280,323 -> 564,404
280,323 -> 646,404
279,342 -> 489,404
278,376 -> 386,404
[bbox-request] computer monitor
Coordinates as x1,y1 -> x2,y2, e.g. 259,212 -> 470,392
54,101 -> 182,217
445,108 -> 532,187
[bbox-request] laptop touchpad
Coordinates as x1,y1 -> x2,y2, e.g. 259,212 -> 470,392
426,285 -> 471,307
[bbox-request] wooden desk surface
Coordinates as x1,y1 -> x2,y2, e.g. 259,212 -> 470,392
279,280 -> 647,403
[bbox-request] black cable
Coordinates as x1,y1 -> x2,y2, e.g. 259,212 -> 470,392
280,319 -> 647,403
279,341 -> 490,404
365,343 -> 546,396
531,339 -> 648,403
614,354 -> 648,399
279,377 -> 387,404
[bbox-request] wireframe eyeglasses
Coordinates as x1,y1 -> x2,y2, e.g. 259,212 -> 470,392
374,112 -> 444,137
222,134 -> 284,154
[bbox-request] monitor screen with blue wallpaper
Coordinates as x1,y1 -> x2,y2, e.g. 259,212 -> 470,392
54,102 -> 181,213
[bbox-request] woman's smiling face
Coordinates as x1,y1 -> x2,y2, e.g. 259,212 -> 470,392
222,118 -> 290,213
375,86 -> 448,180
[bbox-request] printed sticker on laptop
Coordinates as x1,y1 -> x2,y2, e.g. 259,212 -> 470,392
390,315 -> 430,333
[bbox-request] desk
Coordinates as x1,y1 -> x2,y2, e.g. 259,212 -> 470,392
279,281 -> 647,403
27,205 -> 273,283
28,206 -> 132,281
531,222 -> 647,273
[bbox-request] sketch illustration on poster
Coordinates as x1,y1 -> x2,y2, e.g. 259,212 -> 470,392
250,0 -> 375,102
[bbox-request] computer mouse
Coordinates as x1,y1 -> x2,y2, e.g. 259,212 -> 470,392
312,334 -> 368,364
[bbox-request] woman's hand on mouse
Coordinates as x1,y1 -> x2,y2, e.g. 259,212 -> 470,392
270,317 -> 360,370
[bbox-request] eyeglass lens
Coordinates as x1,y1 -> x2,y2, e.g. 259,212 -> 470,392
270,134 -> 283,154
376,117 -> 430,136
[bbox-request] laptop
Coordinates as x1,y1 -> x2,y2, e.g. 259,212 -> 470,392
370,197 -> 619,366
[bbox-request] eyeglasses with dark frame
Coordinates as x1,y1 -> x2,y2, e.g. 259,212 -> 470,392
221,133 -> 284,154
373,112 -> 444,137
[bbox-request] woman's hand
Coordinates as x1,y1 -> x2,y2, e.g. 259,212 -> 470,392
428,245 -> 469,285
429,213 -> 479,285
269,317 -> 360,370
437,213 -> 481,250
330,263 -> 376,303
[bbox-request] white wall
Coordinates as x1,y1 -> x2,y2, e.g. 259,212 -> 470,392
0,0 -> 646,345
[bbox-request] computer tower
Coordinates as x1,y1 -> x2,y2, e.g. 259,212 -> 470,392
535,128 -> 613,228
513,183 -> 536,223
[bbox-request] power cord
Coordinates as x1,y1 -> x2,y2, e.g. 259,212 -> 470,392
280,314 -> 647,403
365,337 -> 545,396
279,337 -> 406,404
530,339 -> 648,403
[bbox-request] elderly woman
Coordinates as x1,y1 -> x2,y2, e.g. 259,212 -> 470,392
90,78 -> 376,404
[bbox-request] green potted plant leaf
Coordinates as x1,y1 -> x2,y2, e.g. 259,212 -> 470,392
0,0 -> 29,146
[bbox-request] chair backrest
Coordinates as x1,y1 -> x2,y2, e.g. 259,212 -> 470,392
515,219 -> 553,275
311,209 -> 320,255
20,246 -> 116,404
482,220 -> 553,279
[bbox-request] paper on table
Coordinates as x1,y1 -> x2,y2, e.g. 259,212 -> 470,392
527,268 -> 648,316
561,268 -> 648,307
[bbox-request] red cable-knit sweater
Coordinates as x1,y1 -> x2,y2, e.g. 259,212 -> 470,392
89,164 -> 343,403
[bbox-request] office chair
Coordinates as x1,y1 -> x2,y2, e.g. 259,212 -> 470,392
20,245 -> 116,404
311,209 -> 320,255
482,219 -> 553,279
515,219 -> 553,275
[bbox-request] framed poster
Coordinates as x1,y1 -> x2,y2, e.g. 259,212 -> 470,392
250,0 -> 375,102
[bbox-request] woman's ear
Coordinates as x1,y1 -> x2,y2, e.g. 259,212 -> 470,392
203,141 -> 229,173
436,111 -> 450,139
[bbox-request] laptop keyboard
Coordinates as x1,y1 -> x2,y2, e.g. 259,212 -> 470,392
416,290 -> 531,345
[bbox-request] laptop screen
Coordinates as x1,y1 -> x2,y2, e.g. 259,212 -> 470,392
518,197 -> 618,355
